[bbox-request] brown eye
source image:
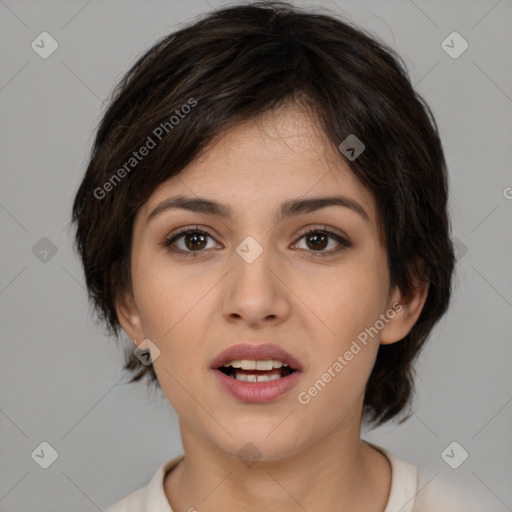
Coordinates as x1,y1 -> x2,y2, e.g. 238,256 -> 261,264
294,228 -> 352,258
182,231 -> 208,251
304,232 -> 329,251
161,228 -> 218,256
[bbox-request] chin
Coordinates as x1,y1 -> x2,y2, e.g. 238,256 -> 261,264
214,427 -> 304,463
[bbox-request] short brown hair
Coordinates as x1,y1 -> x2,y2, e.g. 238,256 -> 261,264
71,0 -> 455,427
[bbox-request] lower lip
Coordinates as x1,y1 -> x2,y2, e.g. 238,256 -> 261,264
212,368 -> 302,403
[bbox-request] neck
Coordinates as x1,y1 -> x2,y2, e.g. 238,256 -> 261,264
164,422 -> 391,512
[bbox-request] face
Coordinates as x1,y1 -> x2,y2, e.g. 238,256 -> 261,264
117,104 -> 417,461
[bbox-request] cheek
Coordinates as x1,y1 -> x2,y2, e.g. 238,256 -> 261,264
131,262 -> 208,405
313,253 -> 389,341
295,347 -> 376,438
296,252 -> 388,410
297,267 -> 387,420
131,250 -> 205,338
130,256 -> 216,393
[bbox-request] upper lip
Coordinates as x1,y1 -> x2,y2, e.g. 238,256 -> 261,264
211,343 -> 303,371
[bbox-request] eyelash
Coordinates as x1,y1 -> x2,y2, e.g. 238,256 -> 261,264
160,225 -> 352,259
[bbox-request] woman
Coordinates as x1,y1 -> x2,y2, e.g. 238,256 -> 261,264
72,2 -> 486,510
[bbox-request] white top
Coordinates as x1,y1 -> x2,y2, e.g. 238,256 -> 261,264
104,442 -> 488,511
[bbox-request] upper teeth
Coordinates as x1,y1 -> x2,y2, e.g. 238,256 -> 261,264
223,359 -> 288,370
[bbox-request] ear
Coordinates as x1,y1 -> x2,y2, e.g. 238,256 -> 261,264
115,290 -> 149,351
380,259 -> 429,345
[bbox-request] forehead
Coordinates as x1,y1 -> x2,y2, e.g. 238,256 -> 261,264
139,104 -> 378,230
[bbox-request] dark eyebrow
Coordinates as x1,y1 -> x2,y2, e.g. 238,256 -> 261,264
279,195 -> 370,223
147,195 -> 370,224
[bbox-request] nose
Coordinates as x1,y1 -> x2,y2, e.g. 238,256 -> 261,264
221,242 -> 291,328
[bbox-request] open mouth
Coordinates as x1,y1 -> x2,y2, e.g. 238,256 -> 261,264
217,360 -> 297,382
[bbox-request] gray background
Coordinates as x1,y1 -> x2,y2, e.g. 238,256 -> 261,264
1,0 -> 511,510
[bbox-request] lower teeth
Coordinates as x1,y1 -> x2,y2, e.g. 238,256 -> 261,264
234,371 -> 282,382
